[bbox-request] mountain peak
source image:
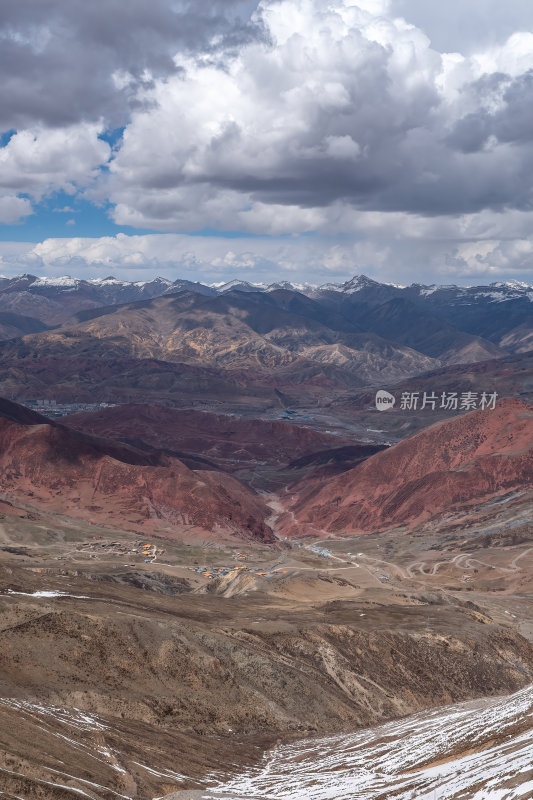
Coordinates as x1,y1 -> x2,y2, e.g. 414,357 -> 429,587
490,280 -> 532,290
213,279 -> 268,293
30,275 -> 82,288
339,274 -> 405,293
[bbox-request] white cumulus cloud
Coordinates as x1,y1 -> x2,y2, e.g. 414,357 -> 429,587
0,125 -> 111,203
1,1 -> 533,285
98,0 -> 533,246
0,227 -> 531,286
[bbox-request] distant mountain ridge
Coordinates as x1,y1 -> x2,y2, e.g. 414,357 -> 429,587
0,274 -> 216,324
0,270 -> 530,410
0,273 -> 530,352
0,291 -> 439,407
0,273 -> 530,410
0,271 -> 531,299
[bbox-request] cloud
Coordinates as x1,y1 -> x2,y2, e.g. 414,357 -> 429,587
0,124 -> 110,201
443,238 -> 533,279
390,0 -> 533,53
1,229 -> 532,286
1,1 -> 533,287
447,67 -> 533,154
99,0 -> 533,234
0,194 -> 33,224
0,0 -> 264,129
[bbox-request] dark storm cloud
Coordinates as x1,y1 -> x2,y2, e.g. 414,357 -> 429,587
447,71 -> 533,155
0,0 -> 263,129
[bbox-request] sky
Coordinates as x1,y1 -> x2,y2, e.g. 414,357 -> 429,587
1,0 -> 533,286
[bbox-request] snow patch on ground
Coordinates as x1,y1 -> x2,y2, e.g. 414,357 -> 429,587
6,590 -> 90,598
189,685 -> 533,800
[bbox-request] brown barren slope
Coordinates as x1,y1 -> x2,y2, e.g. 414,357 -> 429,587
284,398 -> 533,535
0,291 -> 438,409
63,403 -> 348,469
0,398 -> 273,543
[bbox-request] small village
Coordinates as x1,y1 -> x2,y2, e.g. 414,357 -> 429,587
24,400 -> 117,418
76,539 -> 158,565
192,552 -> 290,580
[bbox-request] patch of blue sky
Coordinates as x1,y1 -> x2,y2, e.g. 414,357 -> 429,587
0,129 -> 16,147
0,197 -> 316,242
0,192 -> 160,242
97,127 -> 125,150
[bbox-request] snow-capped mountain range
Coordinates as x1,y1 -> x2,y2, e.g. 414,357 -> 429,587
0,272 -> 531,300
0,272 -> 530,355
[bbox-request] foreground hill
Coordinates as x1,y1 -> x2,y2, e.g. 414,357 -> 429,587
1,556 -> 532,799
284,398 -> 533,535
0,398 -> 273,543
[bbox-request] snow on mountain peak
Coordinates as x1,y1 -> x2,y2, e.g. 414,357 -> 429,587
213,279 -> 268,292
89,276 -> 129,286
330,274 -> 406,293
30,276 -> 81,288
1,273 -> 531,303
490,280 -> 532,290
